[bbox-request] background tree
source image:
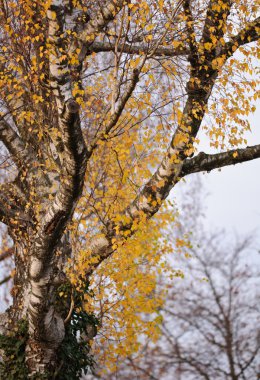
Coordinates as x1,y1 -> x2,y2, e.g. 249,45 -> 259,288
94,232 -> 260,380
90,178 -> 260,379
0,0 -> 259,378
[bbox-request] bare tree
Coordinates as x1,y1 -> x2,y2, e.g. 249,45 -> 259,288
94,232 -> 260,380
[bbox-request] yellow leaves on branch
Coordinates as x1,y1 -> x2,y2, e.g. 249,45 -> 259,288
205,52 -> 259,149
69,204 -> 177,373
66,122 -> 180,366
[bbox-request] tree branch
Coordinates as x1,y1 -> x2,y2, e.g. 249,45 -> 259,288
0,183 -> 31,228
0,274 -> 11,286
201,0 -> 232,47
88,65 -> 141,152
0,119 -> 32,168
183,0 -> 198,60
181,144 -> 260,176
88,40 -> 188,57
0,247 -> 13,262
78,0 -> 126,44
221,16 -> 260,57
115,0 -> 232,230
115,0 -> 232,228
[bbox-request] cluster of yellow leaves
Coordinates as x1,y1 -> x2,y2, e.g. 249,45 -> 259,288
68,200 -> 179,374
206,48 -> 259,150
65,90 -> 192,371
0,0 -> 52,145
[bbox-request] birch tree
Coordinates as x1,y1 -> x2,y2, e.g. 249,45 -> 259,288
0,0 -> 259,378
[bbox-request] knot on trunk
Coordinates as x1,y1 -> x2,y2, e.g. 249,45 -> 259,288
29,306 -> 65,345
65,98 -> 80,114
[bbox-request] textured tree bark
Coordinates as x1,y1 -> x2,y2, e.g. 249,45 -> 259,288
3,236 -> 73,377
25,254 -> 65,377
11,241 -> 30,320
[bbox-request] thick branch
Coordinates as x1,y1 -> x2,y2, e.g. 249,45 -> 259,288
221,16 -> 260,57
117,0 -> 233,227
123,86 -> 215,224
89,40 -> 188,57
78,0 -> 126,43
183,0 -> 198,61
181,144 -> 260,176
201,0 -> 232,46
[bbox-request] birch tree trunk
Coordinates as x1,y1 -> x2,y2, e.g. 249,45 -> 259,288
5,238 -> 65,375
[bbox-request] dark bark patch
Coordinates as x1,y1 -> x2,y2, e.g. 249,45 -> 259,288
44,211 -> 66,235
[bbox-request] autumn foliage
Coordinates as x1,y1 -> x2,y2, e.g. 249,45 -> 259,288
0,0 -> 259,378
